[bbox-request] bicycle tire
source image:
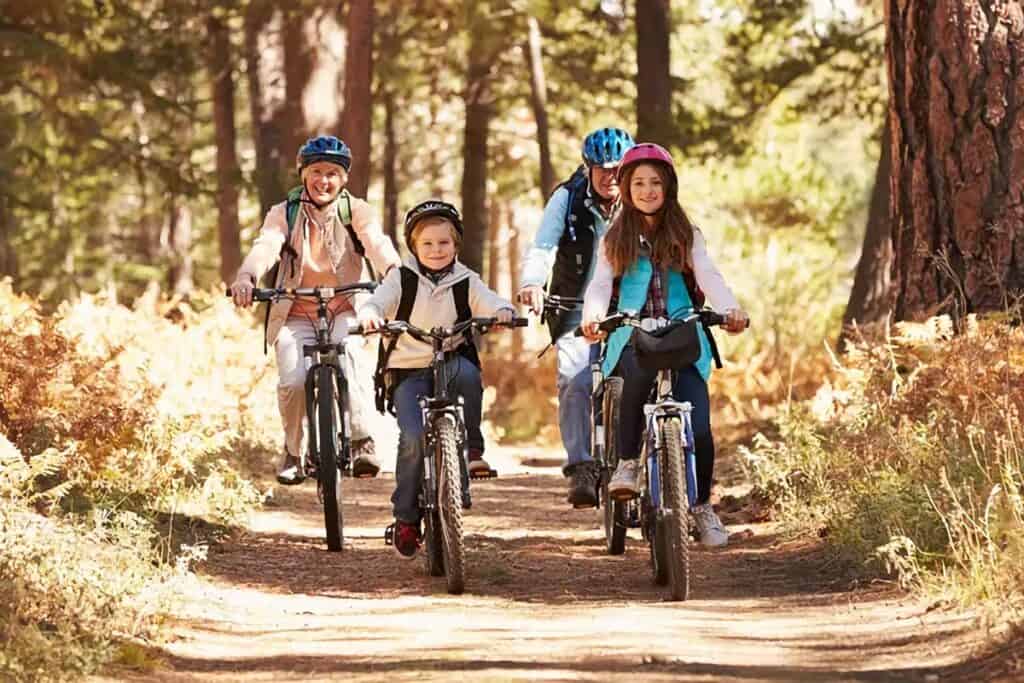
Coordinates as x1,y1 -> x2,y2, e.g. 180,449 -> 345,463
660,417 -> 690,601
601,377 -> 627,556
435,415 -> 465,594
424,510 -> 445,577
317,365 -> 344,552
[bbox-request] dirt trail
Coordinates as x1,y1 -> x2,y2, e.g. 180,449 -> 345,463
97,444 -> 1002,682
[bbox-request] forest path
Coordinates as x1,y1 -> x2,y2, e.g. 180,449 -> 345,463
96,444 -> 993,682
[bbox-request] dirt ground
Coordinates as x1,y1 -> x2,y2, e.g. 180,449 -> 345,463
91,439 -> 1023,683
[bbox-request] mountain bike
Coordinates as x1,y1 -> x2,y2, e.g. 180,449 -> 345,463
359,315 -> 527,594
583,309 -> 738,601
231,282 -> 376,552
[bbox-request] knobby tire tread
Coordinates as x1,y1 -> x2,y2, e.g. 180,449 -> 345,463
436,416 -> 465,594
661,417 -> 690,601
317,366 -> 344,552
602,378 -> 627,556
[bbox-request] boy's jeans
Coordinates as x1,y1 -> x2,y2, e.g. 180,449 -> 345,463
274,315 -> 372,463
391,355 -> 483,524
556,334 -> 598,474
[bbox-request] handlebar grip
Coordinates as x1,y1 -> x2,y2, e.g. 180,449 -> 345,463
225,288 -> 232,297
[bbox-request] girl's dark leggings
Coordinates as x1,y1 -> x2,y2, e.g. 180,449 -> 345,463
611,344 -> 715,505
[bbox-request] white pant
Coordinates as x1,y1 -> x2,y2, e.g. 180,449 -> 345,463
275,315 -> 372,460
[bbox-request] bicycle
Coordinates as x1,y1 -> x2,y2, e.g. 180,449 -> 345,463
582,309 -> 739,601
229,282 -> 377,553
358,315 -> 527,594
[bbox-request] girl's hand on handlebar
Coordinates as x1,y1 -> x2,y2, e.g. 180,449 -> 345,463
581,320 -> 606,343
495,307 -> 515,325
723,308 -> 749,334
229,276 -> 256,308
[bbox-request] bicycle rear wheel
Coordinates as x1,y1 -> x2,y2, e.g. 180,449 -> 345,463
601,377 -> 627,556
660,416 -> 690,601
317,366 -> 344,552
434,415 -> 465,594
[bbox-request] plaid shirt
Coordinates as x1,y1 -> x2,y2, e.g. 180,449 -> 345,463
639,237 -> 667,318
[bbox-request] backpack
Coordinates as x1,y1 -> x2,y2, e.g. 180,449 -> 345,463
260,187 -> 366,353
373,266 -> 479,415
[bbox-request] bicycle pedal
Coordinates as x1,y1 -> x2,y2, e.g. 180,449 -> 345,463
383,523 -> 395,546
469,468 -> 498,480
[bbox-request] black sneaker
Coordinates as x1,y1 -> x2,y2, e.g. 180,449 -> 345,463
276,453 -> 305,486
567,462 -> 599,508
350,437 -> 380,478
385,520 -> 421,559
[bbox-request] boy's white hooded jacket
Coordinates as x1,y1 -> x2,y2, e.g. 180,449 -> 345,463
357,259 -> 513,369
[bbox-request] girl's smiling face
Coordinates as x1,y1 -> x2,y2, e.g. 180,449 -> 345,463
628,163 -> 666,215
413,219 -> 458,270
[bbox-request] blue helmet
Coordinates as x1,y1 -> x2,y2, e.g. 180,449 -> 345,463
582,127 -> 635,168
296,135 -> 352,173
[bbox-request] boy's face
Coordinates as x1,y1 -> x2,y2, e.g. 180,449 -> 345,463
303,161 -> 348,205
413,220 -> 458,270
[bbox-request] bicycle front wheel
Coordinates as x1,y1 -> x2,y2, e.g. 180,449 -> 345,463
660,416 -> 690,601
434,415 -> 465,594
601,377 -> 626,556
317,365 -> 344,552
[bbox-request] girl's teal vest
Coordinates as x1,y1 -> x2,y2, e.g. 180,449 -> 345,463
602,255 -> 713,381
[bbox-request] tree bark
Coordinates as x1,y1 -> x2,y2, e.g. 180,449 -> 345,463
339,0 -> 375,199
636,0 -> 674,145
460,25 -> 495,274
525,15 -> 555,200
888,0 -> 1024,322
166,199 -> 194,296
839,118 -> 893,347
382,88 -> 400,245
282,8 -> 316,170
0,193 -> 17,281
245,0 -> 289,215
508,202 -> 523,356
207,13 -> 242,284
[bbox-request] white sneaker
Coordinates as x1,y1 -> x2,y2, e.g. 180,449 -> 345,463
691,503 -> 728,547
607,459 -> 640,500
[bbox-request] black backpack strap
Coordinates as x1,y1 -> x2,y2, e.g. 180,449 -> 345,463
374,266 -> 419,414
453,278 -> 481,368
681,270 -> 722,369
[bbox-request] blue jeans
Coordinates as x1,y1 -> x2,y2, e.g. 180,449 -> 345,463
556,335 -> 597,474
391,355 -> 482,523
612,345 -> 715,505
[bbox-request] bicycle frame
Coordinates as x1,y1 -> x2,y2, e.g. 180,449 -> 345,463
418,337 -> 469,516
641,370 -> 699,513
303,292 -> 355,474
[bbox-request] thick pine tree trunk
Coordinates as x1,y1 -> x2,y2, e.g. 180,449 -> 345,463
461,21 -> 496,275
888,0 -> 1024,321
636,0 -> 674,145
207,13 -> 242,284
166,200 -> 194,296
340,0 -> 374,199
525,16 -> 555,199
840,119 -> 893,347
245,0 -> 289,215
0,193 -> 17,281
382,89 -> 400,245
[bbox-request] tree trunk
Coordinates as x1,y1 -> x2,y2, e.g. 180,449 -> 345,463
282,8 -> 315,169
339,0 -> 374,199
839,119 -> 893,347
508,202 -> 523,356
635,0 -> 674,145
382,88 -> 400,245
245,0 -> 289,215
488,202 -> 501,292
888,0 -> 1024,322
166,199 -> 194,296
525,15 -> 555,200
460,28 -> 495,274
0,193 -> 17,281
207,13 -> 242,285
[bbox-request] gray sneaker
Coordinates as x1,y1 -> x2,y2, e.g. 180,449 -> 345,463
692,503 -> 729,547
276,452 -> 305,486
350,437 -> 380,478
607,459 -> 640,500
567,462 -> 599,508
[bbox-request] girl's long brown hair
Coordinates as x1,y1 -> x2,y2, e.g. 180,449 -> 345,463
603,162 -> 696,277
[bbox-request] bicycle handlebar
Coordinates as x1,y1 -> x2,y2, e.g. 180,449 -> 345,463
351,316 -> 529,342
573,309 -> 750,336
225,281 -> 378,302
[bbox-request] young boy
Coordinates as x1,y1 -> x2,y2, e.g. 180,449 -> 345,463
358,200 -> 514,558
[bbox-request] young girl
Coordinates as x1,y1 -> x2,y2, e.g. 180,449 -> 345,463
358,200 -> 514,559
582,143 -> 749,547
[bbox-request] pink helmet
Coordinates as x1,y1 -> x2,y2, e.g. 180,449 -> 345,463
616,142 -> 676,184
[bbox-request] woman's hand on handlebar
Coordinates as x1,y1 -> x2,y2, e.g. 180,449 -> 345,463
358,310 -> 386,332
229,275 -> 256,308
495,307 -> 515,325
723,308 -> 749,334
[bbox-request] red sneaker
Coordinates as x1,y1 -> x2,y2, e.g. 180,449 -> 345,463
389,520 -> 421,560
